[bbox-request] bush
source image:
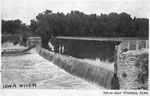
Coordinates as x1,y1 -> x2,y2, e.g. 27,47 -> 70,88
2,35 -> 20,45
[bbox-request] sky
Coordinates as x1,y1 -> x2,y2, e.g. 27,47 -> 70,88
1,0 -> 149,25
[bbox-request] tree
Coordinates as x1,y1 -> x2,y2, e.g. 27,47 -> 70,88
29,10 -> 149,49
34,10 -> 54,49
2,19 -> 29,45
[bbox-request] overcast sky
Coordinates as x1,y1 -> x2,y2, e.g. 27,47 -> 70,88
1,0 -> 149,25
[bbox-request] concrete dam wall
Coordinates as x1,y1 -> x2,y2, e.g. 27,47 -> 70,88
36,47 -> 114,89
117,50 -> 148,90
116,40 -> 149,90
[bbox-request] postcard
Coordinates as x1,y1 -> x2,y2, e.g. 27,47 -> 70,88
0,0 -> 149,96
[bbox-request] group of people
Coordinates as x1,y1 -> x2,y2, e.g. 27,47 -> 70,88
48,42 -> 64,54
59,45 -> 64,54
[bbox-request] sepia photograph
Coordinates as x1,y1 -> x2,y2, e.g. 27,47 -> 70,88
0,0 -> 149,95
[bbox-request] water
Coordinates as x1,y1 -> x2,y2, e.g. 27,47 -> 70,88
37,47 -> 114,89
1,50 -> 103,89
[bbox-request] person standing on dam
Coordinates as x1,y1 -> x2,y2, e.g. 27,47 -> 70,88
61,45 -> 64,54
59,45 -> 64,54
48,42 -> 54,51
111,73 -> 120,89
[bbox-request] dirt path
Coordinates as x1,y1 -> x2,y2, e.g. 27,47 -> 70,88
1,48 -> 103,89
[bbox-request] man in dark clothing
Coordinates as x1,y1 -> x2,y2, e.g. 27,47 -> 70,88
111,73 -> 120,89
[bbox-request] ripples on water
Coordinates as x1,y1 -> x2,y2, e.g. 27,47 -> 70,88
38,47 -> 114,89
2,50 -> 103,89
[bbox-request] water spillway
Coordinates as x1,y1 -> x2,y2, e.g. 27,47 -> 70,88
36,47 -> 114,89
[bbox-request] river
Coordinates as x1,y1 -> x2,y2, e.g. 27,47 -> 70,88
1,49 -> 104,89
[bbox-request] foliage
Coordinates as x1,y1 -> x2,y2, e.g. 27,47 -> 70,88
2,19 -> 28,34
2,19 -> 30,46
29,10 -> 149,49
2,35 -> 20,45
30,10 -> 149,37
2,10 -> 149,49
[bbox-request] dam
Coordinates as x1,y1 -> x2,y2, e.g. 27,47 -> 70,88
40,36 -> 148,89
2,36 -> 148,89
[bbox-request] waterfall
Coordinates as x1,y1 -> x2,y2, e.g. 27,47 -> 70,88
36,47 -> 114,89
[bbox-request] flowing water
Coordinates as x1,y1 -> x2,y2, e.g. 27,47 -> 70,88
37,47 -> 114,89
1,49 -> 103,89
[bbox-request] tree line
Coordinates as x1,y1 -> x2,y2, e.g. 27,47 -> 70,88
30,10 -> 149,48
2,19 -> 28,34
2,19 -> 29,45
2,10 -> 149,48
